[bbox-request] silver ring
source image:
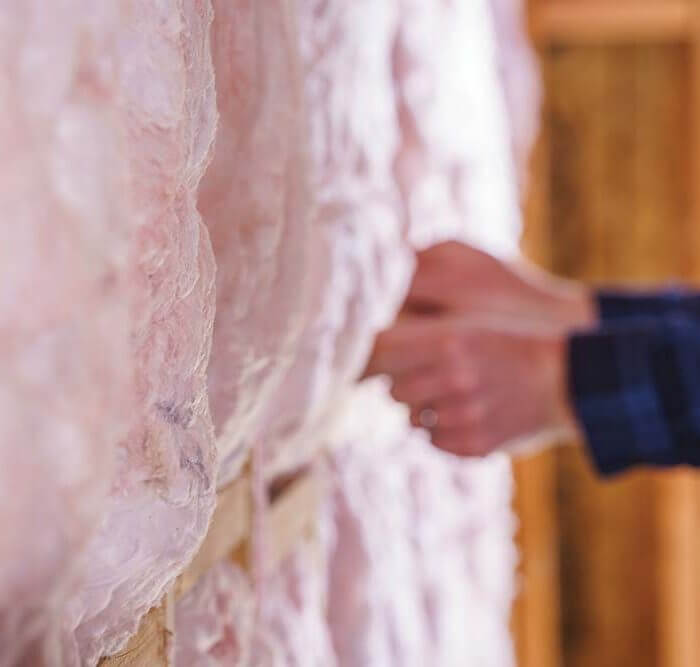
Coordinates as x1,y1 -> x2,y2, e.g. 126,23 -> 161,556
419,407 -> 439,429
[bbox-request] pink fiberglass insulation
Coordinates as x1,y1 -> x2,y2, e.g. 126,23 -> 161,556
178,389 -> 519,667
324,382 -> 517,667
175,562 -> 255,667
0,0 -> 538,663
393,0 -> 526,257
200,0 -> 312,486
261,0 -> 413,479
322,3 -> 533,662
250,520 -> 337,667
175,476 -> 338,667
0,2 -> 135,664
60,1 -> 219,663
175,513 -> 336,667
176,0 -> 534,663
250,465 -> 337,667
254,538 -> 337,667
262,0 -> 539,479
488,0 -> 542,191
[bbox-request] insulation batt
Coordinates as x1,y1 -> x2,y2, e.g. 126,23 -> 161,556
394,0 -> 525,255
0,0 -> 538,663
175,562 -> 255,667
176,472 -> 338,667
60,1 -> 219,663
201,0 -> 312,485
0,3 -> 135,664
175,534 -> 336,667
489,0 -> 542,191
254,534 -> 337,667
251,467 -> 338,667
322,6 -> 539,660
325,383 -> 517,667
176,1 -> 537,667
261,0 -> 413,479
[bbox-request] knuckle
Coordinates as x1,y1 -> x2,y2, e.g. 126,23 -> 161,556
453,363 -> 478,393
463,367 -> 480,389
389,381 -> 407,403
433,435 -> 462,458
470,435 -> 492,457
443,370 -> 461,392
465,401 -> 486,425
441,332 -> 462,359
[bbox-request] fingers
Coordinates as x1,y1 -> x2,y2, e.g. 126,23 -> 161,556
405,242 -> 516,316
429,426 -> 495,458
405,396 -> 497,458
392,365 -> 475,407
365,319 -> 464,377
405,269 -> 449,312
413,241 -> 487,271
405,242 -> 470,310
409,396 -> 486,430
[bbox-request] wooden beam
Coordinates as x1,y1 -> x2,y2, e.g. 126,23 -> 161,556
512,20 -> 562,660
654,5 -> 700,665
690,0 -> 700,283
99,469 -> 320,666
176,475 -> 251,599
532,2 -> 695,45
264,473 -> 320,572
655,473 -> 700,667
512,452 -> 563,667
99,595 -> 173,667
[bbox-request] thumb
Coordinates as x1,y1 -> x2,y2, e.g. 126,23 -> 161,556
404,266 -> 452,314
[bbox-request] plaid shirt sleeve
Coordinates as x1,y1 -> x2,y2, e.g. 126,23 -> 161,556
597,288 -> 700,322
569,290 -> 700,476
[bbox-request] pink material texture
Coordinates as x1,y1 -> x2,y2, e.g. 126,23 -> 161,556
62,1 -> 219,663
175,562 -> 255,667
261,0 -> 413,479
200,0 -> 312,486
1,0 -> 539,664
324,383 -> 517,667
0,2 -> 134,664
488,0 -> 542,190
175,0 -> 536,666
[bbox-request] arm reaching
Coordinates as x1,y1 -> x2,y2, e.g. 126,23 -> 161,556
404,242 -> 596,331
367,318 -> 580,457
369,241 -> 700,474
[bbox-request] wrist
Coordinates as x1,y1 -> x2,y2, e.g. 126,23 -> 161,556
544,283 -> 598,332
539,332 -> 583,438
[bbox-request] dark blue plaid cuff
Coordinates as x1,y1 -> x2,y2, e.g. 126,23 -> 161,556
570,326 -> 675,475
598,288 -> 700,323
569,317 -> 700,476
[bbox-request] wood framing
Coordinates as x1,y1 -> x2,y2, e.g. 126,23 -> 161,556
99,471 -> 320,666
517,1 -> 700,665
98,594 -> 173,667
532,1 -> 695,45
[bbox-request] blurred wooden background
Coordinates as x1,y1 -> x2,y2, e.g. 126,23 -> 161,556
513,1 -> 700,666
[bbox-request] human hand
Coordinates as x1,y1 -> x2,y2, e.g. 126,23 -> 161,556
366,317 -> 581,457
405,242 -> 596,332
